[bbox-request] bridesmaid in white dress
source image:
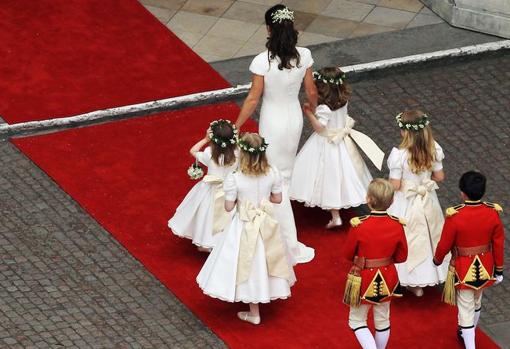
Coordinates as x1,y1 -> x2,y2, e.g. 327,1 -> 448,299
197,133 -> 295,325
168,120 -> 238,251
387,110 -> 449,297
235,4 -> 318,264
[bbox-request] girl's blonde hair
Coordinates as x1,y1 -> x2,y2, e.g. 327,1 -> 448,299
239,133 -> 270,176
366,178 -> 394,211
315,67 -> 351,110
399,110 -> 436,174
209,120 -> 236,166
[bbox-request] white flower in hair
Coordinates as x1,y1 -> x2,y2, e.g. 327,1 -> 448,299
271,7 -> 294,23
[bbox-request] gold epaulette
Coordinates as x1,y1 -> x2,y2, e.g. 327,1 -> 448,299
388,214 -> 406,226
350,215 -> 369,227
483,202 -> 503,212
446,204 -> 465,217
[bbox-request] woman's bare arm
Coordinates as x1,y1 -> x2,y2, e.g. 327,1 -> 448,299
303,67 -> 318,111
235,74 -> 264,129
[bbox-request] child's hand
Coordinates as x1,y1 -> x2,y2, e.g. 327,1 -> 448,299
205,128 -> 212,142
302,102 -> 313,115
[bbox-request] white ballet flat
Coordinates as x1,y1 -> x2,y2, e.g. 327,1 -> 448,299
326,217 -> 342,230
197,246 -> 212,253
237,311 -> 261,325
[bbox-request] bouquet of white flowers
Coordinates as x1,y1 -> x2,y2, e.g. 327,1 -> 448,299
187,161 -> 204,180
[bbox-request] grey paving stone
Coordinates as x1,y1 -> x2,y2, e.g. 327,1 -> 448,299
0,140 -> 225,348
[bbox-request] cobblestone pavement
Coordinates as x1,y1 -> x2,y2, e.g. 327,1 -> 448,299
0,140 -> 225,348
1,52 -> 509,348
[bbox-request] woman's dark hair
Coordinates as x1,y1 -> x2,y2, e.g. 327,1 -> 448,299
265,4 -> 300,70
459,171 -> 486,201
316,67 -> 351,110
210,121 -> 236,167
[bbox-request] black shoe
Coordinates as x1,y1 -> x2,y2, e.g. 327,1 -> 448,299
457,327 -> 465,347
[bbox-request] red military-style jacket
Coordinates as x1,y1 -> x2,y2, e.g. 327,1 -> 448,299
434,201 -> 505,290
344,211 -> 408,304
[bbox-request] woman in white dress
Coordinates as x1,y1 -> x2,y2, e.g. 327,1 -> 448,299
168,120 -> 238,251
234,5 -> 318,264
197,133 -> 296,325
387,110 -> 449,296
289,67 -> 374,228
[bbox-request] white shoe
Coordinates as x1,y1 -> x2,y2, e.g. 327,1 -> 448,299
197,246 -> 212,253
326,217 -> 342,230
237,312 -> 260,325
407,286 -> 424,297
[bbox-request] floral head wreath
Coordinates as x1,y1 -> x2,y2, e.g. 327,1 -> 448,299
395,113 -> 430,132
312,71 -> 345,86
238,137 -> 268,154
208,119 -> 238,148
271,7 -> 294,23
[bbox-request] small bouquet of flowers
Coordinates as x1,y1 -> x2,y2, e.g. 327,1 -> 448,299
187,161 -> 204,180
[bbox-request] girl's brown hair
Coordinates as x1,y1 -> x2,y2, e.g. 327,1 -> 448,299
239,133 -> 270,176
316,67 -> 351,110
399,110 -> 436,174
265,5 -> 300,70
210,121 -> 236,166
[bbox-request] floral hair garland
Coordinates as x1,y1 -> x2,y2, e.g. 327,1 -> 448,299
395,113 -> 430,131
271,7 -> 294,23
312,71 -> 345,86
208,119 -> 238,148
238,137 -> 268,154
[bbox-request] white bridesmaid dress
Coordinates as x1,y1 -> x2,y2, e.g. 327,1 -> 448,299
289,103 -> 372,209
168,147 -> 237,249
249,47 -> 315,264
387,142 -> 449,287
197,168 -> 296,303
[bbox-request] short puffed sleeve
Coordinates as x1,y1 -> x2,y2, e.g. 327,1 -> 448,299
270,167 -> 283,194
298,47 -> 314,69
432,142 -> 445,172
223,173 -> 238,201
315,104 -> 332,126
387,147 -> 404,180
194,147 -> 212,166
249,52 -> 269,76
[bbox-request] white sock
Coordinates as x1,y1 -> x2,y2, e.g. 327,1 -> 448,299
461,327 -> 476,349
375,328 -> 390,349
354,327 -> 377,349
474,309 -> 481,327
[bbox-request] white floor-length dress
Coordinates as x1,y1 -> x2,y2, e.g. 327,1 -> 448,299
197,168 -> 296,303
387,142 -> 449,286
168,147 -> 237,249
289,104 -> 372,209
249,47 -> 315,263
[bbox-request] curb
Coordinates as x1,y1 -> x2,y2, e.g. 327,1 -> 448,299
2,40 -> 509,139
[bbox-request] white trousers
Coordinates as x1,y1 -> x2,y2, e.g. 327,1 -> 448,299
457,289 -> 483,328
349,302 -> 391,331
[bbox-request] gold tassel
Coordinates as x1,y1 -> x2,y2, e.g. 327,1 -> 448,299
442,264 -> 457,306
343,272 -> 362,307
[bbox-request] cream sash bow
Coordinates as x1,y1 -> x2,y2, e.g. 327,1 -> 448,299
320,116 -> 384,171
401,179 -> 443,272
203,175 -> 230,235
236,200 -> 291,285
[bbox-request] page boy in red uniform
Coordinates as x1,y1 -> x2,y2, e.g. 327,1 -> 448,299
434,171 -> 504,349
343,179 -> 408,349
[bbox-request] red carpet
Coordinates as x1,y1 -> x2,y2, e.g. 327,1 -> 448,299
2,0 -> 500,348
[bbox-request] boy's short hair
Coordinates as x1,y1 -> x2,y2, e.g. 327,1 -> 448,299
459,171 -> 486,201
367,179 -> 394,211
